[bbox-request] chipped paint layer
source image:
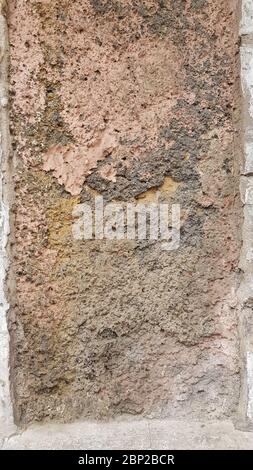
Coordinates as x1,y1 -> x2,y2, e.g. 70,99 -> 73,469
43,130 -> 118,196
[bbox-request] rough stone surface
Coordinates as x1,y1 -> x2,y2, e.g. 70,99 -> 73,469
8,0 -> 241,425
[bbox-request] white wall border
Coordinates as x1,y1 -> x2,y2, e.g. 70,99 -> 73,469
238,0 -> 253,429
241,0 -> 253,35
0,4 -> 14,436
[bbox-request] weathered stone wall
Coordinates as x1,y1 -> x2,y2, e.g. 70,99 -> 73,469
8,0 -> 241,425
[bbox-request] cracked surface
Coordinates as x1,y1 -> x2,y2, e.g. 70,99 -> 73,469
8,0 -> 241,424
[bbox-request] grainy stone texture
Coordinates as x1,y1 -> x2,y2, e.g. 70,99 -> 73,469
8,0 -> 241,425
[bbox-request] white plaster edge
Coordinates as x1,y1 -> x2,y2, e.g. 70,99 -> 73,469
0,10 -> 14,435
0,200 -> 10,422
247,352 -> 253,419
241,0 -> 253,35
239,2 -> 253,427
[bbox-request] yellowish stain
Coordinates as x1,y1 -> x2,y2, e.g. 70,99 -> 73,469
136,187 -> 158,203
0,0 -> 6,15
160,176 -> 180,193
136,177 -> 180,203
84,184 -> 122,203
84,184 -> 101,198
47,197 -> 80,248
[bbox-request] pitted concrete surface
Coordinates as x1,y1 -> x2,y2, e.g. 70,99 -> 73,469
1,418 -> 253,450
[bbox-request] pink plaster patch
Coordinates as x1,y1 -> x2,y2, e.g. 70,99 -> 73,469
43,130 -> 117,195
